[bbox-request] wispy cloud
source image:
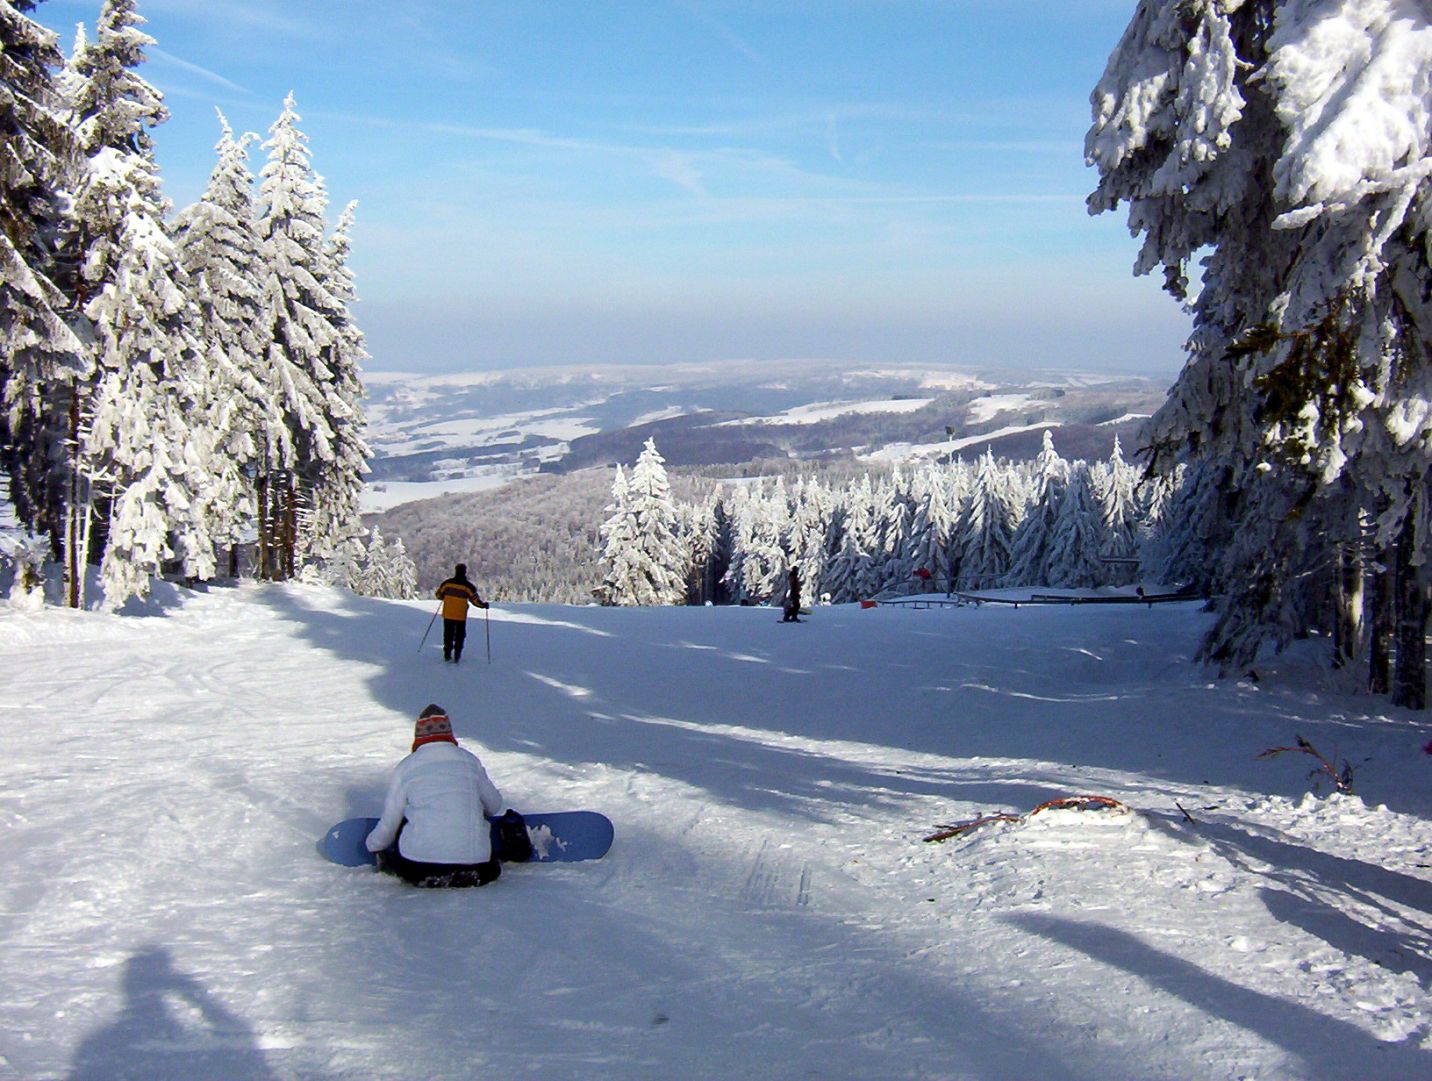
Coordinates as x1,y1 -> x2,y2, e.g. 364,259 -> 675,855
140,0 -> 317,38
650,151 -> 708,197
679,1 -> 764,63
149,47 -> 251,95
931,139 -> 1081,154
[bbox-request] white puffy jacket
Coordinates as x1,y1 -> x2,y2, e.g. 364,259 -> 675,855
365,742 -> 505,864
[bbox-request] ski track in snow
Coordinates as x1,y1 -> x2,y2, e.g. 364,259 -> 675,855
0,582 -> 1430,1079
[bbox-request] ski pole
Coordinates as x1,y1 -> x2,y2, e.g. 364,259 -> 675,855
418,603 -> 440,653
485,604 -> 492,663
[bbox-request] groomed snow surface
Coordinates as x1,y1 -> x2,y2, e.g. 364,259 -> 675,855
2,585 -> 1430,1080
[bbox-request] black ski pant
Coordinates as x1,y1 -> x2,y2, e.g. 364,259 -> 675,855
442,618 -> 467,661
376,847 -> 500,888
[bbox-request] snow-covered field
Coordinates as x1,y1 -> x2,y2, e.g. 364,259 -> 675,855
861,422 -> 1059,464
2,585 -> 1430,1080
716,397 -> 937,426
361,474 -> 515,513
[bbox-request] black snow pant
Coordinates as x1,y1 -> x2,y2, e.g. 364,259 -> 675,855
442,618 -> 467,661
375,828 -> 500,889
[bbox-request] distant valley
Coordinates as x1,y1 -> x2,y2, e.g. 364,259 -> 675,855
362,360 -> 1168,511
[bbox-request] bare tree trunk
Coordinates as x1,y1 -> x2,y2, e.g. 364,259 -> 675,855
65,396 -> 82,609
1331,541 -> 1362,668
1390,511 -> 1428,710
256,473 -> 272,581
280,476 -> 298,580
1368,555 -> 1392,695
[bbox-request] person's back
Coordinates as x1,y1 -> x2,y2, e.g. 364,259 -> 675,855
436,569 -> 479,620
382,742 -> 502,864
366,704 -> 505,886
433,563 -> 486,662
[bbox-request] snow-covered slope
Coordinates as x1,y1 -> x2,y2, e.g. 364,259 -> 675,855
1,585 -> 1429,1079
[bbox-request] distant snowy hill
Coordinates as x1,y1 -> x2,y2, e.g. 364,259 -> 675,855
363,360 -> 1164,510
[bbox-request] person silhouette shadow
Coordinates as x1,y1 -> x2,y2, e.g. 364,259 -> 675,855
68,946 -> 279,1081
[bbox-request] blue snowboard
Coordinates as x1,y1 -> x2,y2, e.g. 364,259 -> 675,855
321,811 -> 614,867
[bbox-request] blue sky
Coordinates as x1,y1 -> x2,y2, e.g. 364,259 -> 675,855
35,0 -> 1189,376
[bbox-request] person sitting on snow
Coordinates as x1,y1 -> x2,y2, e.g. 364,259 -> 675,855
366,704 -> 509,887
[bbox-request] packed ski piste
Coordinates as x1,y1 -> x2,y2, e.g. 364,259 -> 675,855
1,579 -> 1429,1080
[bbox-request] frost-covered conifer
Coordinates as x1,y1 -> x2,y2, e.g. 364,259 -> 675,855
677,496 -> 714,604
822,476 -> 877,603
867,470 -> 912,594
301,198 -> 370,572
725,480 -> 785,604
596,464 -> 635,605
1089,0 -> 1431,702
66,0 -> 212,605
1044,463 -> 1105,589
173,113 -> 271,574
789,478 -> 834,601
957,452 -> 1017,588
903,464 -> 953,588
345,527 -> 417,599
255,92 -> 339,580
597,441 -> 687,605
626,437 -> 687,604
0,1 -> 84,551
1004,431 -> 1068,587
1096,435 -> 1140,584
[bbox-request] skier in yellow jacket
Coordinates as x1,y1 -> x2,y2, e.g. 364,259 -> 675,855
435,564 -> 488,663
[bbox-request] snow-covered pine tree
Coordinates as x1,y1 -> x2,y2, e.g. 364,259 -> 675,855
595,464 -> 635,605
625,437 -> 687,605
728,480 -> 786,604
941,457 -> 973,589
0,0 -> 85,556
347,526 -> 417,599
597,441 -> 686,605
300,197 -> 370,575
65,0 -> 214,606
903,463 -> 952,589
957,452 -> 1017,589
1044,462 -> 1106,589
678,495 -> 715,604
1134,461 -> 1182,584
172,112 -> 274,576
255,92 -> 339,581
378,532 -> 418,599
1096,434 -> 1140,585
704,490 -> 735,605
1088,0 -> 1432,704
1004,430 -> 1068,587
822,475 -> 877,603
789,477 -> 834,603
867,469 -> 912,596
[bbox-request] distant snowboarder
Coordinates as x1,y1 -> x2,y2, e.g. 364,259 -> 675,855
782,567 -> 803,623
365,704 -> 508,887
435,563 -> 488,663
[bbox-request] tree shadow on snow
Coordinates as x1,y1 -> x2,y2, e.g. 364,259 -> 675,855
67,946 -> 283,1081
1193,818 -> 1432,929
1259,887 -> 1432,986
249,588 -> 1085,824
248,588 -> 1431,827
1005,914 -> 1432,1079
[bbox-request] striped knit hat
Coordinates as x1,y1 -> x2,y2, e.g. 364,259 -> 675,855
412,703 -> 456,751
